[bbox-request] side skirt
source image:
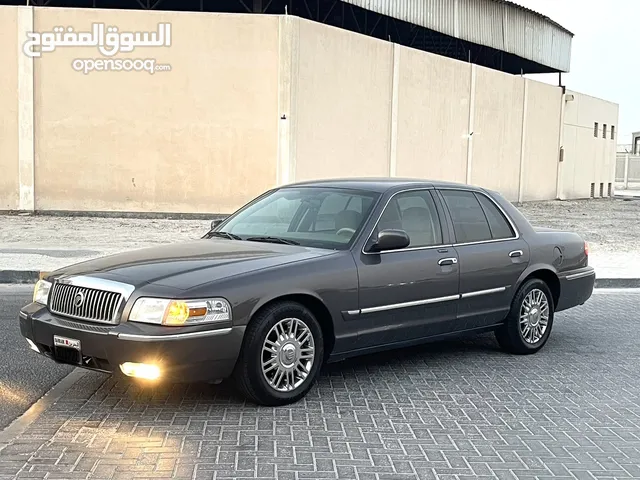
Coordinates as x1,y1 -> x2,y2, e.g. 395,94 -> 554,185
326,322 -> 506,364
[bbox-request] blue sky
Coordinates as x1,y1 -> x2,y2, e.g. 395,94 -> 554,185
514,0 -> 638,143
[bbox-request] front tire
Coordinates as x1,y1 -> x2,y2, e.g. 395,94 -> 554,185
495,279 -> 554,355
233,301 -> 324,406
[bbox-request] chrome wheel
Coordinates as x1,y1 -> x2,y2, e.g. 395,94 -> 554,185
261,318 -> 315,392
519,288 -> 550,344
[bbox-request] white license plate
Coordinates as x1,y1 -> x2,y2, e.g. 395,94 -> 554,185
54,335 -> 81,351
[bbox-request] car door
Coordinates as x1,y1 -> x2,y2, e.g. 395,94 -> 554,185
352,188 -> 460,351
436,188 -> 530,330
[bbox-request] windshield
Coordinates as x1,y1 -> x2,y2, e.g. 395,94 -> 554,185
214,187 -> 380,250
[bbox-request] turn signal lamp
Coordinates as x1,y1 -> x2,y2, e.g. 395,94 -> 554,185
128,297 -> 231,326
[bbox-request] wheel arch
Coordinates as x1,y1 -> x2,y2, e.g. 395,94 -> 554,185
248,292 -> 336,360
515,265 -> 561,308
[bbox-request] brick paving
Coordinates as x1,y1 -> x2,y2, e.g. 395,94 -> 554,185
1,292 -> 640,479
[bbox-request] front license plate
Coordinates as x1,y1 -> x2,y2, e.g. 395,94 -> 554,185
54,335 -> 81,351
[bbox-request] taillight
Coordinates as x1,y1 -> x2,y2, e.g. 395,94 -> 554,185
584,240 -> 589,256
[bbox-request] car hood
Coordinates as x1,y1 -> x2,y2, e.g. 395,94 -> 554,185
49,239 -> 336,290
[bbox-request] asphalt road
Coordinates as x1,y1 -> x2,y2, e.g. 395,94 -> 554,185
0,286 -> 72,430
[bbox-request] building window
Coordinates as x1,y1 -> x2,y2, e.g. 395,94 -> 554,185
603,124 -> 607,139
611,126 -> 615,140
594,122 -> 598,137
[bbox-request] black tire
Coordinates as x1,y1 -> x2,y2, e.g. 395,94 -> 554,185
232,301 -> 324,406
495,278 -> 555,355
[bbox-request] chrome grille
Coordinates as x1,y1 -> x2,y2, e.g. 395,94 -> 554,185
49,283 -> 123,324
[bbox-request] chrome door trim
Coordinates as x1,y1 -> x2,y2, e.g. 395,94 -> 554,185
460,286 -> 508,299
364,243 -> 455,255
357,294 -> 460,315
566,270 -> 596,281
114,328 -> 232,342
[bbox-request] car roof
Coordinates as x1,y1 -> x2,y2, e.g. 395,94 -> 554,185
282,177 -> 485,194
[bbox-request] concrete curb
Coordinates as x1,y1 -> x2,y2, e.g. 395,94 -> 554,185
0,369 -> 87,452
1,269 -> 639,289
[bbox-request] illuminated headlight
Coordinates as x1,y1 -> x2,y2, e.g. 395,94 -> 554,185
33,279 -> 52,305
128,297 -> 232,326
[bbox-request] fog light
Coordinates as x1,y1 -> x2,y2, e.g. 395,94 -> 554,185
26,339 -> 40,353
119,362 -> 161,380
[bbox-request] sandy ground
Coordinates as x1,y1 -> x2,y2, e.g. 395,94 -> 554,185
0,198 -> 639,276
516,198 -> 640,255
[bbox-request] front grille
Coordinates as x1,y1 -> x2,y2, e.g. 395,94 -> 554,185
57,318 -> 113,334
49,283 -> 123,324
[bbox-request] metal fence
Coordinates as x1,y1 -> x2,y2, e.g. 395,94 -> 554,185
615,154 -> 640,189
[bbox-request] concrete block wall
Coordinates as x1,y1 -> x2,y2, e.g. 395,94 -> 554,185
0,6 -> 619,214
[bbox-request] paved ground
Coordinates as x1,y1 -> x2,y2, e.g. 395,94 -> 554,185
1,198 -> 640,279
0,290 -> 639,479
0,287 -> 72,431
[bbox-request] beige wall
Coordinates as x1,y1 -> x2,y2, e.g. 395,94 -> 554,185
561,90 -> 619,199
470,66 -> 524,201
0,6 -> 620,213
33,8 -> 279,213
394,46 -> 469,183
0,6 -> 19,210
293,18 -> 392,181
520,79 -> 562,201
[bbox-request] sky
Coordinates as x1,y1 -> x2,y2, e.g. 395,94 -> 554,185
513,0 -> 638,144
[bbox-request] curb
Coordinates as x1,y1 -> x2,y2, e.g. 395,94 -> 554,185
1,270 -> 639,289
0,369 -> 87,452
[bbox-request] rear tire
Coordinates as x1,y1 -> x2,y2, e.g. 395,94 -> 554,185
232,301 -> 324,406
496,279 -> 554,355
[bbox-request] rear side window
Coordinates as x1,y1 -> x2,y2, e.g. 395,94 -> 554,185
440,190 -> 492,243
476,194 -> 515,239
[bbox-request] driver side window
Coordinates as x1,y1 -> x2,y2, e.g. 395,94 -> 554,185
377,190 -> 443,248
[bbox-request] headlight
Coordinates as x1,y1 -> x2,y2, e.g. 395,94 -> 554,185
128,297 -> 231,326
33,279 -> 52,305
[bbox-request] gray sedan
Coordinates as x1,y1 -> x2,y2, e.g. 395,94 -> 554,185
19,179 -> 595,405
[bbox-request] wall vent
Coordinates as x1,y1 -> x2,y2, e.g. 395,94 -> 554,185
599,183 -> 604,197
590,183 -> 595,198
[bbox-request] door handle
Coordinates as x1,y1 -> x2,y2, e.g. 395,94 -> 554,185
438,257 -> 458,266
509,250 -> 523,258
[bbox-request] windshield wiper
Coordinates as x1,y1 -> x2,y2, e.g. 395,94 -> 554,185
204,231 -> 242,240
245,236 -> 300,246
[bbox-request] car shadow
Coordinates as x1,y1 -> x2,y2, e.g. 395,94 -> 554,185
109,331 -> 507,407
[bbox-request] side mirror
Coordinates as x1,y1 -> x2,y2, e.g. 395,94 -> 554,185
369,229 -> 410,252
210,219 -> 224,230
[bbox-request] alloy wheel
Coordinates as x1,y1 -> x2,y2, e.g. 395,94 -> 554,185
519,288 -> 550,344
261,317 -> 315,392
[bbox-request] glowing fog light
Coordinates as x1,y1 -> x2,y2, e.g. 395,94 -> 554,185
26,339 -> 40,353
119,362 -> 161,380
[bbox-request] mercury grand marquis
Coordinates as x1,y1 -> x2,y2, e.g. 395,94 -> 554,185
19,179 -> 595,405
